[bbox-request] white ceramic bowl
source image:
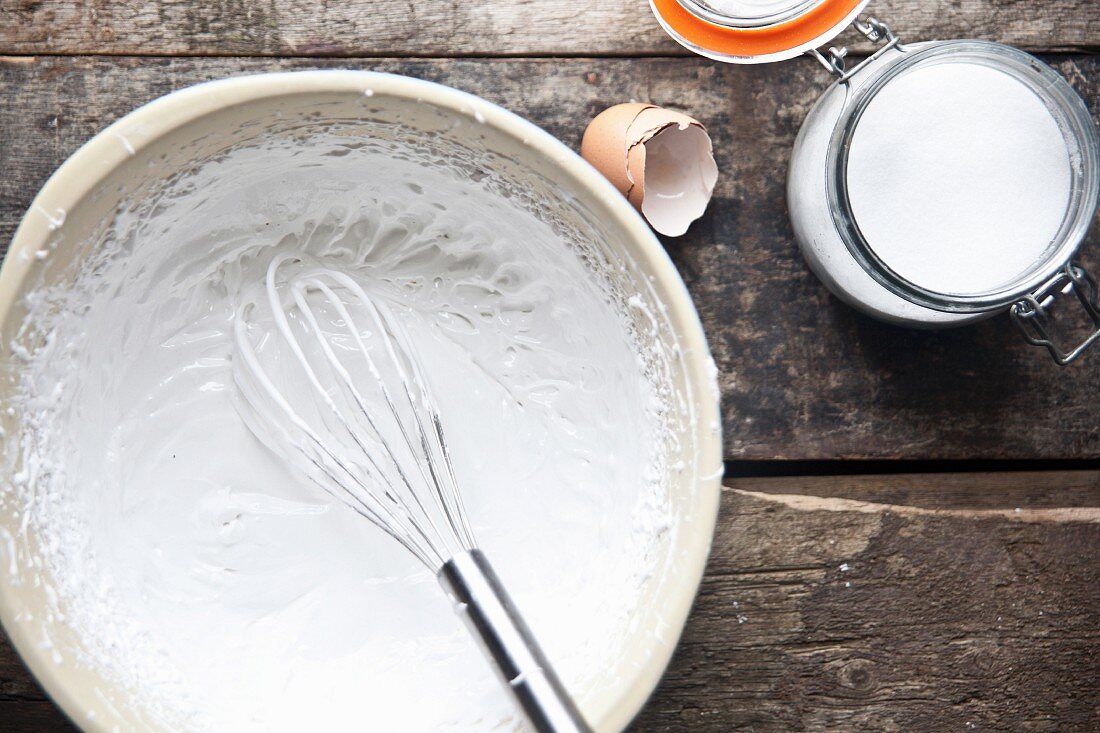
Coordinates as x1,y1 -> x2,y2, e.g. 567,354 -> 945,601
0,71 -> 722,732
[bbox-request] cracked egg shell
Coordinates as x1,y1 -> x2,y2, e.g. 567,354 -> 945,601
581,103 -> 718,237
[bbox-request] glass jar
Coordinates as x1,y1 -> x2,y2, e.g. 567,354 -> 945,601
650,5 -> 1100,363
789,23 -> 1100,363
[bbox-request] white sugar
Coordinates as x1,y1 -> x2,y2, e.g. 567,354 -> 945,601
846,60 -> 1072,296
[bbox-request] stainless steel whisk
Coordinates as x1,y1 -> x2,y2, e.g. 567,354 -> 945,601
232,253 -> 591,733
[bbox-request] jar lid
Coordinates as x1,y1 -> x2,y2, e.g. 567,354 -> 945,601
829,41 -> 1100,312
650,0 -> 870,63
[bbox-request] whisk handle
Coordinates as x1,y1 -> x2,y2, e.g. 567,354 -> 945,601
439,550 -> 594,733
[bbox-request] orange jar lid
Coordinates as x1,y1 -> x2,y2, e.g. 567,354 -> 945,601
651,0 -> 870,63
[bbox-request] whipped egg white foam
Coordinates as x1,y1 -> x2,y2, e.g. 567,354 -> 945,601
7,129 -> 673,731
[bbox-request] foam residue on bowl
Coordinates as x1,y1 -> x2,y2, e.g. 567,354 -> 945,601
2,124 -> 685,731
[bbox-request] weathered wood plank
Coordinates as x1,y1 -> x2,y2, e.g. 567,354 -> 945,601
729,470 -> 1100,510
2,55 -> 1100,459
2,477 -> 1096,731
0,642 -> 47,701
2,0 -> 1099,57
629,485 -> 1100,732
0,701 -> 75,731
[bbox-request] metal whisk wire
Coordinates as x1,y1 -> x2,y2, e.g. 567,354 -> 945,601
232,253 -> 591,733
233,253 -> 474,570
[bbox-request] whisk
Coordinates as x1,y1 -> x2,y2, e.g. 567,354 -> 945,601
232,253 -> 592,733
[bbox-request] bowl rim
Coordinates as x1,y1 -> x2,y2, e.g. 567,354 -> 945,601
1,70 -> 722,733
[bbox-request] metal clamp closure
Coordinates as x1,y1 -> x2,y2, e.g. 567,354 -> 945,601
809,17 -> 902,82
1010,263 -> 1100,365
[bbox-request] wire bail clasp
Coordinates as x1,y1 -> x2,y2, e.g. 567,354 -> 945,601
1010,263 -> 1100,365
809,17 -> 902,82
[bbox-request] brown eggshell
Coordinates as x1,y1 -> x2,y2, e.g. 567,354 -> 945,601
580,103 -> 655,201
582,103 -> 717,236
628,106 -> 703,147
625,143 -> 648,210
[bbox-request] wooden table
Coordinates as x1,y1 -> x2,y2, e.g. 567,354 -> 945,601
1,2 -> 1099,730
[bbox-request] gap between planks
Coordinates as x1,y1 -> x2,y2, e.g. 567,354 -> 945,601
0,44 -> 1096,60
0,50 -> 708,61
725,469 -> 1100,523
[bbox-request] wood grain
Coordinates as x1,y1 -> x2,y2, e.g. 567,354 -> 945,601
631,484 -> 1100,732
1,476 -> 1096,731
0,702 -> 75,732
1,0 -> 1099,57
730,469 -> 1100,510
2,4 -> 1097,733
3,54 -> 1100,460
